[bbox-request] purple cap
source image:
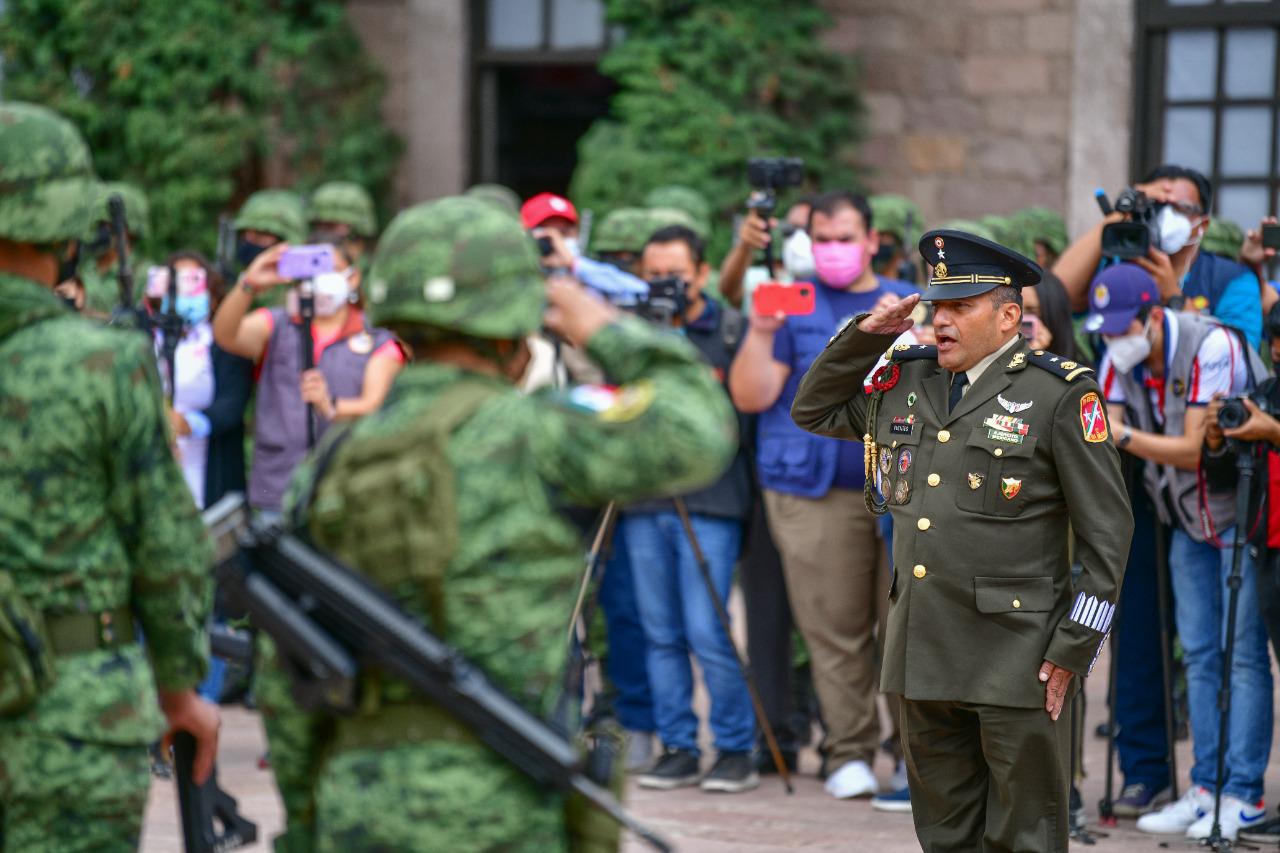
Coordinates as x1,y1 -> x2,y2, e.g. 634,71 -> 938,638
1084,263 -> 1159,335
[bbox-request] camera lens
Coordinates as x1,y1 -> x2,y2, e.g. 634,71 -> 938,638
1218,398 -> 1248,431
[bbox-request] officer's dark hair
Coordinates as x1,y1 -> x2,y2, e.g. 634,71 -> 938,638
808,190 -> 874,235
990,285 -> 1023,312
644,225 -> 705,267
1143,164 -> 1213,214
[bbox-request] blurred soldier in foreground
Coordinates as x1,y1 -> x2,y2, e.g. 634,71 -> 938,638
0,102 -> 219,851
265,196 -> 737,851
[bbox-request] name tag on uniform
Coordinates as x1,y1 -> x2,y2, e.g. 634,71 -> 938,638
983,414 -> 1028,444
890,415 -> 916,435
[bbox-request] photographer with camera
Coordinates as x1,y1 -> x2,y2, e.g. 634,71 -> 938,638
729,189 -> 915,803
1086,264 -> 1272,841
1055,165 -> 1263,348
619,224 -> 758,793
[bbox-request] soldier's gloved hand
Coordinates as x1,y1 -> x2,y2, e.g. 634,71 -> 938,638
239,242 -> 292,293
158,689 -> 221,784
1038,660 -> 1074,722
543,276 -> 618,348
856,292 -> 920,336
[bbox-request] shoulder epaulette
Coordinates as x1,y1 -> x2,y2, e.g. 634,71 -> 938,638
1026,349 -> 1094,382
884,343 -> 938,363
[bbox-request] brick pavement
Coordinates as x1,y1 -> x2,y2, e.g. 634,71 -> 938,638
140,640 -> 1280,852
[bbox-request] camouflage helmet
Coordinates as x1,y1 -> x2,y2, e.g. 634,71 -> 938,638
308,181 -> 377,237
96,181 -> 151,240
367,196 -> 544,339
868,194 -> 923,243
0,102 -> 101,244
647,206 -> 706,239
1009,206 -> 1069,256
644,185 -> 711,234
937,219 -> 998,243
1201,216 -> 1245,258
592,207 -> 655,254
979,215 -> 1016,247
233,189 -> 306,243
464,183 -> 522,219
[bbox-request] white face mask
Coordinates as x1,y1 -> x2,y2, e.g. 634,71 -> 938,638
782,229 -> 815,279
313,270 -> 353,317
1157,205 -> 1201,255
1106,319 -> 1153,374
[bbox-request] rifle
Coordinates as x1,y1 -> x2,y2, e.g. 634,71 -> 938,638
206,494 -> 671,852
106,194 -> 145,330
173,732 -> 259,853
215,215 -> 237,285
157,264 -> 184,404
297,280 -> 316,448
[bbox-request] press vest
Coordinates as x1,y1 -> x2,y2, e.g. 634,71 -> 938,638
249,307 -> 395,511
1113,312 -> 1256,542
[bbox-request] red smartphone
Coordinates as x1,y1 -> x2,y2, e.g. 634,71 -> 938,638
753,282 -> 816,316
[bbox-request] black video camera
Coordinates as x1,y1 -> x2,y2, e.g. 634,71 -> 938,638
635,276 -> 690,325
1100,188 -> 1162,260
746,157 -> 804,218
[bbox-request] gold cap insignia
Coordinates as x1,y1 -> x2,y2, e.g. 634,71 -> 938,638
935,262 -> 948,278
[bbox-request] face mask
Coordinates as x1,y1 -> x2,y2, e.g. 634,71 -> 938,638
782,230 -> 815,279
812,240 -> 867,288
1106,320 -> 1153,374
313,270 -> 353,317
1156,206 -> 1198,255
872,244 -> 896,268
161,293 -> 210,326
236,239 -> 267,269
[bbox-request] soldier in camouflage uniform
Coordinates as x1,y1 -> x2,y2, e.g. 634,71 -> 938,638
0,102 -> 219,852
591,207 -> 655,275
464,183 -> 522,218
869,194 -> 924,282
1008,207 -> 1070,270
269,196 -> 737,851
645,185 -> 712,238
307,181 -> 378,263
234,188 -> 307,268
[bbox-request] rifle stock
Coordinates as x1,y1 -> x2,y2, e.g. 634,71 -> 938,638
207,495 -> 670,852
173,731 -> 258,853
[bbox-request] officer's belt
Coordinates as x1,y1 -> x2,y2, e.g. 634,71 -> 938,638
331,701 -> 478,754
44,607 -> 136,657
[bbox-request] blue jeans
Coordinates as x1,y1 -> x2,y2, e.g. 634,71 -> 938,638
1170,527 -> 1273,802
597,523 -> 655,733
624,511 -> 754,755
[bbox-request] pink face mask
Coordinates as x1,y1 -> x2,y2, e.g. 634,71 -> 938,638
812,241 -> 867,288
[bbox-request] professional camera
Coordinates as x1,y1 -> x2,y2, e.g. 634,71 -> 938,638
1218,391 -> 1272,432
1100,188 -> 1161,260
746,157 -> 804,218
634,276 -> 689,325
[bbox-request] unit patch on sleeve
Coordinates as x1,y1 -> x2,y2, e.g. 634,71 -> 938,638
1079,391 -> 1109,443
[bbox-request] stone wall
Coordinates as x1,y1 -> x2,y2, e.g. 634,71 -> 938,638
820,0 -> 1082,229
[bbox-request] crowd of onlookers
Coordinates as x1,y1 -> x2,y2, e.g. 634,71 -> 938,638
61,163 -> 1280,841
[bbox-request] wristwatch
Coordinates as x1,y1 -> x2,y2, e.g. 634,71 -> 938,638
1165,294 -> 1187,310
1117,426 -> 1133,449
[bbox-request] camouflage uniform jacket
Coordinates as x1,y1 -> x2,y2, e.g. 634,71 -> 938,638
290,316 -> 737,712
0,272 -> 211,745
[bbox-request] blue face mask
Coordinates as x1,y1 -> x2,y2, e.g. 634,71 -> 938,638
161,293 -> 210,326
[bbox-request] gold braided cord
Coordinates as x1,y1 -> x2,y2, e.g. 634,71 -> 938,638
863,390 -> 889,516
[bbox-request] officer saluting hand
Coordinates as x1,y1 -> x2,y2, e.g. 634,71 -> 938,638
793,230 -> 1133,853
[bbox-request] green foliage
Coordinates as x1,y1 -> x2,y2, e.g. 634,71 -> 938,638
570,0 -> 865,260
0,0 -> 400,255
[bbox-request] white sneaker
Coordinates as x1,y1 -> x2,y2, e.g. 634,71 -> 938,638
824,759 -> 878,799
1185,795 -> 1267,841
889,760 -> 908,792
1136,786 -> 1214,834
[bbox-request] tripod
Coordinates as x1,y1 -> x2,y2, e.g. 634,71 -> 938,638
565,497 -> 795,791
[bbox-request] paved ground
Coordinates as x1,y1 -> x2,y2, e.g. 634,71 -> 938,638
141,642 -> 1280,852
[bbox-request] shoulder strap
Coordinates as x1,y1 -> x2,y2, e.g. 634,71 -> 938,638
1026,349 -> 1094,382
887,343 -> 938,363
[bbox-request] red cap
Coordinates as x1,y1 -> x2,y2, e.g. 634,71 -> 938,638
520,192 -> 578,230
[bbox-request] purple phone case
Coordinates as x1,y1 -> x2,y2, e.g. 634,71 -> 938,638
279,245 -> 335,280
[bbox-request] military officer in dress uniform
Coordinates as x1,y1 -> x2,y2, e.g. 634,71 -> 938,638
792,230 -> 1132,852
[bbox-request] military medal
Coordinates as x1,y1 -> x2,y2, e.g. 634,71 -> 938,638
997,394 -> 1032,414
983,414 -> 1029,444
907,392 -> 917,407
1000,477 -> 1022,500
968,472 -> 984,490
898,448 -> 913,474
894,477 -> 911,505
880,447 -> 893,476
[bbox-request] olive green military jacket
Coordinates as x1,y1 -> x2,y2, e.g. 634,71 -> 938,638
792,322 -> 1132,709
0,273 -> 211,744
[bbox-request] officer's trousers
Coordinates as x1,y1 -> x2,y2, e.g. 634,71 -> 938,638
900,697 -> 1071,853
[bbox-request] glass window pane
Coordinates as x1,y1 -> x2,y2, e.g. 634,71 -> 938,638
1220,107 -> 1272,176
1163,107 -> 1215,175
1166,30 -> 1218,100
1218,184 -> 1270,227
551,0 -> 605,49
1224,30 -> 1276,98
487,0 -> 542,50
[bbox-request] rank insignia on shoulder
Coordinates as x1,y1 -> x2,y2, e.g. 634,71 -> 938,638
888,344 -> 938,363
1027,350 -> 1095,382
1006,351 -> 1026,369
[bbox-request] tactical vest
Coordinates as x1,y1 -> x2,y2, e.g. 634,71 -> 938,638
1113,312 -> 1255,542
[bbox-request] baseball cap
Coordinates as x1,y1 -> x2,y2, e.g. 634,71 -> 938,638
520,192 -> 578,230
1084,263 -> 1159,335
